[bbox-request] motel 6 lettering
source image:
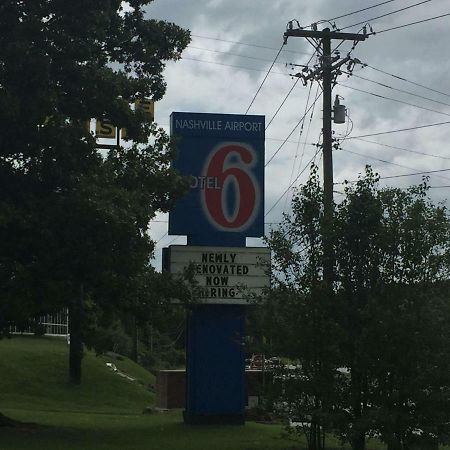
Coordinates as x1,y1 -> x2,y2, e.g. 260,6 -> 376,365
169,112 -> 264,242
190,142 -> 260,232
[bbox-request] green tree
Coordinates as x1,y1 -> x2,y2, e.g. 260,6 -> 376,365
334,171 -> 450,450
263,167 -> 345,450
263,166 -> 450,450
0,0 -> 190,392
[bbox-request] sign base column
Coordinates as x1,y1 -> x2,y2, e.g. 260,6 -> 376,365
184,305 -> 246,425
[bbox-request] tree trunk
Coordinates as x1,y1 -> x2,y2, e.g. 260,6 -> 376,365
0,412 -> 17,427
352,433 -> 366,450
0,413 -> 13,427
69,283 -> 84,385
308,420 -> 324,450
351,369 -> 366,450
131,316 -> 138,362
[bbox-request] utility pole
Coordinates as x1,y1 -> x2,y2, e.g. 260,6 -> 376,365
284,25 -> 367,284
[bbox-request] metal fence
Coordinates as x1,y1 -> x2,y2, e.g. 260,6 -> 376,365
9,308 -> 69,337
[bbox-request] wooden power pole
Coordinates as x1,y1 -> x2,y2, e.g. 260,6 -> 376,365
284,26 -> 367,284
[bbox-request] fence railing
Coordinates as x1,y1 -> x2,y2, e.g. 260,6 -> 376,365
9,308 -> 69,337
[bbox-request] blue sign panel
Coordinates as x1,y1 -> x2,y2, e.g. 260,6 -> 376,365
169,112 -> 265,247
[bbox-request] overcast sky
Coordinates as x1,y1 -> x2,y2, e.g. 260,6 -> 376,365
140,0 -> 450,268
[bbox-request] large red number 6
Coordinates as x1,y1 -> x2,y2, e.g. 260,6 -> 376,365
203,143 -> 258,230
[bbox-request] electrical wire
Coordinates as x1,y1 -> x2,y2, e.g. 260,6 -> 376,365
187,45 -> 290,65
338,0 -> 434,31
152,220 -> 285,225
265,148 -> 321,218
265,51 -> 319,130
265,78 -> 301,130
332,24 -> 367,54
336,148 -> 450,182
337,166 -> 450,184
265,91 -> 323,167
342,71 -> 450,109
283,81 -> 314,212
191,33 -> 311,55
181,56 -> 290,77
245,44 -> 285,114
378,168 -> 450,180
369,12 -> 450,34
338,83 -> 450,118
363,64 -> 450,99
166,236 -> 182,246
285,83 -> 321,211
345,120 -> 450,139
353,137 -> 450,161
155,231 -> 168,244
321,0 -> 399,23
266,136 -> 313,144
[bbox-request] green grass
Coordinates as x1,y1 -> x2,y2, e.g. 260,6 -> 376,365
0,335 -> 155,414
0,409 -> 301,450
0,336 -> 390,449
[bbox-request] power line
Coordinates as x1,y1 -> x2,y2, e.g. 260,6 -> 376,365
191,33 -> 311,55
336,147 -> 450,182
370,12 -> 450,34
265,91 -> 323,167
364,64 -> 450,99
265,148 -> 321,218
346,120 -> 450,139
339,0 -> 434,31
265,51 -> 318,130
338,83 -> 450,118
354,137 -> 450,161
266,136 -> 313,144
322,0 -> 399,23
245,44 -> 285,114
343,71 -> 450,109
283,81 -> 315,212
151,220 -> 284,225
265,78 -> 300,130
155,231 -> 168,244
286,83 -> 321,209
338,165 -> 450,183
181,56 -> 290,76
187,45 -> 290,65
378,168 -> 450,180
166,236 -> 182,246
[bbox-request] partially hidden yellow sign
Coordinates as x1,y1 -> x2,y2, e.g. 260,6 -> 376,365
94,99 -> 154,140
135,98 -> 154,122
95,119 -> 116,138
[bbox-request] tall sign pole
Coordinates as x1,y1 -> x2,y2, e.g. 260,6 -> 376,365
167,112 -> 268,424
284,27 -> 367,284
322,29 -> 334,283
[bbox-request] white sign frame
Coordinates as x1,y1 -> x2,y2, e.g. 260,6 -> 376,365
168,245 -> 270,305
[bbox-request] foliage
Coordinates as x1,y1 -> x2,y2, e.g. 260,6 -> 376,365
261,165 -> 450,450
84,269 -> 189,371
261,166 -> 345,449
334,169 -> 450,449
0,0 -> 190,385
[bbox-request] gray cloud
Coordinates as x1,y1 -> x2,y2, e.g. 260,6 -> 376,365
143,0 -> 450,266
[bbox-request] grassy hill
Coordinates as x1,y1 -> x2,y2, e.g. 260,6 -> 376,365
0,336 -> 300,450
0,335 -> 155,414
0,336 -> 390,450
